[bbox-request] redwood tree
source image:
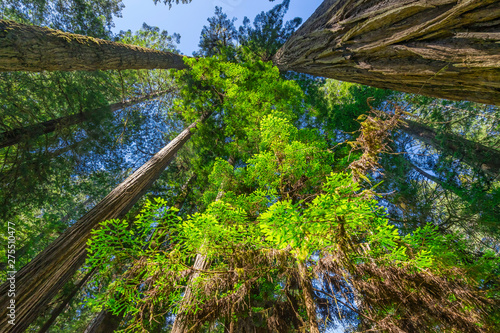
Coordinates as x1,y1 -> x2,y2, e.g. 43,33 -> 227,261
0,90 -> 168,149
273,0 -> 500,105
0,20 -> 188,72
0,113 -> 210,333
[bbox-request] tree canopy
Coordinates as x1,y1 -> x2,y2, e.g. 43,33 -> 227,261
0,1 -> 498,332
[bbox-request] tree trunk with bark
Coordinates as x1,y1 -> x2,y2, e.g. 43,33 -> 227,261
171,158 -> 234,333
0,198 -> 92,271
273,0 -> 500,106
85,175 -> 195,333
0,20 -> 189,72
297,262 -> 320,333
0,113 -> 210,333
0,90 -> 169,149
403,119 -> 500,178
170,252 -> 210,333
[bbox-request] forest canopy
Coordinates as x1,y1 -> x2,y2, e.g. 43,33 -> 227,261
0,1 -> 499,333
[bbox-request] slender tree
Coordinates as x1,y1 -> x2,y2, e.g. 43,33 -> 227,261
0,20 -> 188,72
402,118 -> 500,177
273,0 -> 500,105
37,267 -> 97,333
0,90 -> 168,149
0,112 -> 210,332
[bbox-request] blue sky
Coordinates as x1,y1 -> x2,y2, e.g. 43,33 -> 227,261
112,0 -> 322,55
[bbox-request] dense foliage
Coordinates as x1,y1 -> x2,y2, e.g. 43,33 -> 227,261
0,1 -> 498,332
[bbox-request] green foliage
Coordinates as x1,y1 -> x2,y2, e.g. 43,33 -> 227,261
87,107 -> 499,332
0,0 -> 124,38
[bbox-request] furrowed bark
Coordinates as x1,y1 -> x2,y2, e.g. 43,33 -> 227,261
403,119 -> 500,178
85,175 -> 195,333
0,20 -> 189,72
273,0 -> 500,105
0,113 -> 210,333
0,90 -> 169,149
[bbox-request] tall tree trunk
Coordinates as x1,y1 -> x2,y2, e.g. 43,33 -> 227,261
85,175 -> 195,333
0,137 -> 90,183
273,0 -> 500,106
0,20 -> 189,72
0,113 -> 210,333
403,119 -> 500,178
0,90 -> 169,149
38,267 -> 97,333
170,251 -> 210,333
297,262 -> 320,333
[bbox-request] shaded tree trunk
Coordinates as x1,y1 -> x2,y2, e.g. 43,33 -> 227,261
410,161 -> 499,227
170,251 -> 210,333
0,90 -> 169,149
85,175 -> 195,333
0,113 -> 211,333
403,119 -> 500,178
38,267 -> 97,333
171,157 -> 234,333
273,0 -> 500,106
297,262 -> 320,333
0,137 -> 90,184
0,20 -> 188,72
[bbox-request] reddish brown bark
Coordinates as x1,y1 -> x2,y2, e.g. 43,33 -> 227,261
38,267 -> 97,333
0,20 -> 188,72
0,113 -> 210,333
274,0 -> 500,106
297,262 -> 320,333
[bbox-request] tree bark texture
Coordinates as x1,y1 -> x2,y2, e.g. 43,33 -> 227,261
85,175 -> 195,333
273,0 -> 500,106
0,114 -> 210,333
0,20 -> 189,72
0,90 -> 169,149
403,119 -> 500,177
297,262 -> 320,333
0,198 -> 92,271
170,252 -> 210,333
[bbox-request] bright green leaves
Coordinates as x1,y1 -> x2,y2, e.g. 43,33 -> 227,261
260,200 -> 303,250
87,197 -> 180,270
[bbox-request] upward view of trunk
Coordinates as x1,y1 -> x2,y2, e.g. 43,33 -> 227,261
0,113 -> 211,333
85,175 -> 195,333
170,251 -> 210,333
273,0 -> 500,106
410,162 -> 498,227
37,267 -> 97,333
403,119 -> 500,178
297,262 -> 320,333
0,90 -> 169,149
0,20 -> 189,72
0,198 -> 92,271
